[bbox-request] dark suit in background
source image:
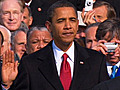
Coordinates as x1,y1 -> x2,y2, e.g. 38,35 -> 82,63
9,41 -> 109,90
93,77 -> 120,90
29,0 -> 85,26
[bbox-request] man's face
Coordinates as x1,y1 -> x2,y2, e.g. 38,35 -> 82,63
75,26 -> 86,39
0,0 -> 23,31
86,26 -> 98,48
48,7 -> 78,49
27,30 -> 52,54
13,31 -> 26,59
22,7 -> 32,26
103,32 -> 119,65
94,5 -> 108,22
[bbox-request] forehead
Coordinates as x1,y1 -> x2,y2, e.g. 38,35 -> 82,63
29,30 -> 51,38
53,7 -> 77,19
94,6 -> 107,15
2,0 -> 21,11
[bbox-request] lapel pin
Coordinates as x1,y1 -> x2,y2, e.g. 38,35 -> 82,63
80,61 -> 84,64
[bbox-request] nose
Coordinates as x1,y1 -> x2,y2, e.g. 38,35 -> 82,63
64,20 -> 72,30
37,41 -> 45,50
91,41 -> 97,48
22,44 -> 26,52
9,13 -> 14,21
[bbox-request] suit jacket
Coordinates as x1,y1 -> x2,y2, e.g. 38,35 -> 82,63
92,76 -> 120,90
9,41 -> 109,90
30,0 -> 85,26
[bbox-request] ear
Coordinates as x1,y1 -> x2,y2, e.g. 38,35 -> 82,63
45,21 -> 52,33
29,16 -> 33,26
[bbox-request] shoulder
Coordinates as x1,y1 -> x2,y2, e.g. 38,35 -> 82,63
93,77 -> 120,90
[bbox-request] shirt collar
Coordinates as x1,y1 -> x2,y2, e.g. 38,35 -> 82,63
52,40 -> 74,63
106,61 -> 120,68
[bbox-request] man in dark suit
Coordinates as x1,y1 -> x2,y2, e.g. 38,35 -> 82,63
93,76 -> 120,90
25,0 -> 85,26
2,1 -> 109,90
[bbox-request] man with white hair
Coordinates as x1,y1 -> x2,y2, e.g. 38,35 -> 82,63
0,0 -> 24,32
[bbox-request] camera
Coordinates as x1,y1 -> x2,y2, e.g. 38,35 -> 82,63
104,42 -> 118,52
85,0 -> 93,12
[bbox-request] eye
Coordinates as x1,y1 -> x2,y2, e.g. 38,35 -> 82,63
57,18 -> 65,23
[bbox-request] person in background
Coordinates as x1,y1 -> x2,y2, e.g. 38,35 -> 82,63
1,1 -> 109,90
26,26 -> 52,54
92,19 -> 120,90
75,11 -> 86,47
22,5 -> 33,27
0,0 -> 24,32
11,28 -> 27,63
81,1 -> 116,26
85,22 -> 100,48
92,19 -> 120,79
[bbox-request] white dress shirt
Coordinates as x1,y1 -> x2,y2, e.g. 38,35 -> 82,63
52,41 -> 74,78
106,61 -> 120,76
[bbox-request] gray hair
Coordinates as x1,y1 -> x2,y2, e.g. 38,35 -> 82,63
0,0 -> 25,13
85,22 -> 100,33
11,28 -> 27,46
27,26 -> 51,45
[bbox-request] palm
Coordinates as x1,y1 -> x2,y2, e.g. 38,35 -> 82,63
2,50 -> 18,86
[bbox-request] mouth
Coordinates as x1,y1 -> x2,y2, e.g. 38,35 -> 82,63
7,22 -> 16,25
62,32 -> 74,37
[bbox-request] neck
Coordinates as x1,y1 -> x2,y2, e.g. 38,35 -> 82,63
54,41 -> 73,52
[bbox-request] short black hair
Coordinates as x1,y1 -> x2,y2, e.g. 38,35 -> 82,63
47,0 -> 77,23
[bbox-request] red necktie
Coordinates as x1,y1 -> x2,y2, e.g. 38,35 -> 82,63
60,53 -> 71,90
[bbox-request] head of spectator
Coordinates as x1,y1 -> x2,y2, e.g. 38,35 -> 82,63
95,19 -> 120,65
82,1 -> 116,25
27,26 -> 52,54
11,28 -> 27,60
93,1 -> 116,22
0,0 -> 24,32
0,25 -> 11,56
22,5 -> 33,27
85,22 -> 100,48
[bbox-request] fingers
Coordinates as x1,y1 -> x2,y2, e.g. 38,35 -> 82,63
3,50 -> 14,64
82,10 -> 96,25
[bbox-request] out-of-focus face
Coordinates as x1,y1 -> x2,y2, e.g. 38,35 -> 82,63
0,28 -> 10,55
0,0 -> 23,32
75,26 -> 86,39
94,5 -> 108,22
103,32 -> 119,65
27,30 -> 52,54
22,7 -> 32,27
47,7 -> 79,51
86,26 -> 98,48
13,31 -> 26,59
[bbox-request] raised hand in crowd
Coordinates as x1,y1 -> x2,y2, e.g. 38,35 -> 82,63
2,50 -> 18,89
81,8 -> 97,25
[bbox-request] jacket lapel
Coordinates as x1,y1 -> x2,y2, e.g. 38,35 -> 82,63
70,42 -> 90,90
37,42 -> 63,90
